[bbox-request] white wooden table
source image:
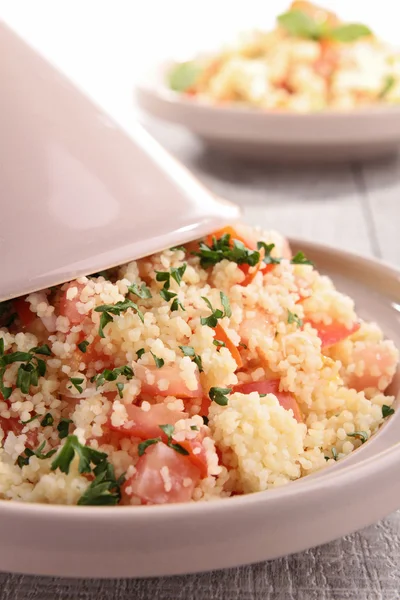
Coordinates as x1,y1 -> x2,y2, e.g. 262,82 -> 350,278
1,121 -> 399,599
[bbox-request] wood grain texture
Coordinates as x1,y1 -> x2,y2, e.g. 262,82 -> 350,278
1,121 -> 399,599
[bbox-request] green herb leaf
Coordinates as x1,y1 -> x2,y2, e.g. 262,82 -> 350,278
209,386 -> 231,406
51,435 -> 107,475
98,312 -> 113,338
220,292 -> 232,318
179,345 -> 203,372
77,462 -> 124,506
200,297 -> 224,328
382,404 -> 395,418
0,339 -> 4,356
31,344 -> 52,356
40,413 -> 54,427
95,300 -> 144,337
138,437 -> 161,457
160,289 -> 177,302
194,235 -> 260,269
213,339 -> 226,347
202,415 -> 209,426
190,425 -> 199,431
17,441 -> 56,467
159,424 -> 189,456
21,414 -> 39,425
170,245 -> 186,252
170,264 -> 187,286
287,310 -> 303,328
170,297 -> 185,312
151,352 -> 164,369
155,271 -> 171,289
69,377 -> 84,394
116,382 -> 124,399
277,10 -> 322,39
91,365 -> 134,389
328,23 -> 372,42
348,431 -> 369,444
257,242 -> 281,265
379,74 -> 396,99
57,418 -> 72,440
291,251 -> 314,266
128,282 -> 152,299
136,348 -> 145,360
331,447 -> 338,461
77,340 -> 90,353
169,60 -> 202,92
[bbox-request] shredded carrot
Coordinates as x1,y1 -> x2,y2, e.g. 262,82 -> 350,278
213,323 -> 243,369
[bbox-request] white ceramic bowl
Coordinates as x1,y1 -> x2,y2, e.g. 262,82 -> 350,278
0,240 -> 399,579
136,60 -> 400,162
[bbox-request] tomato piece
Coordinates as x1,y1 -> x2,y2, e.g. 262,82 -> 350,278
233,379 -> 303,423
135,363 -> 202,399
179,437 -> 208,478
58,283 -> 86,326
346,342 -> 398,392
0,416 -> 37,447
306,320 -> 360,348
200,396 -> 211,418
238,309 -> 273,346
110,403 -> 186,439
213,323 -> 243,369
126,442 -> 201,504
13,297 -> 35,327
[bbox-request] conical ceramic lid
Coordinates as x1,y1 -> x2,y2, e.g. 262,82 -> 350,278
0,24 -> 240,302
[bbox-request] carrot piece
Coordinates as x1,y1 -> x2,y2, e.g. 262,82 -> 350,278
213,323 -> 243,369
206,226 -> 256,250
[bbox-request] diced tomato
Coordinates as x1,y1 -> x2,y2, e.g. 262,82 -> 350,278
233,379 -> 303,423
12,297 -> 35,328
58,282 -> 86,326
306,319 -> 360,348
135,363 -> 202,399
0,416 -> 38,447
346,342 -> 398,392
126,442 -> 201,504
200,396 -> 211,418
179,436 -> 208,478
110,403 -> 187,439
213,323 -> 243,369
238,309 -> 273,346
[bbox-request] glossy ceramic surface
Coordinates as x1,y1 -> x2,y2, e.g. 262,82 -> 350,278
136,60 -> 400,162
0,26 -> 239,302
0,240 -> 398,579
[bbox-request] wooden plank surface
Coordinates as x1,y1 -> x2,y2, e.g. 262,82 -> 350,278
0,121 -> 399,600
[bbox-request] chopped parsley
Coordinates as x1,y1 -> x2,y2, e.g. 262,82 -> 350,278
68,377 -> 84,394
200,292 -> 231,328
138,437 -> 160,457
169,60 -> 203,92
291,251 -> 314,266
159,424 -> 189,455
194,234 -> 260,269
57,418 -> 72,440
21,414 -> 39,425
17,441 -> 57,468
136,348 -> 145,360
213,339 -> 226,347
190,425 -> 199,431
257,242 -> 281,266
91,365 -> 134,390
332,447 -> 338,461
348,431 -> 369,444
116,382 -> 124,399
156,265 -> 187,290
0,346 -> 50,396
128,282 -> 152,299
171,297 -> 185,312
40,413 -> 54,427
170,245 -> 186,252
94,300 -> 144,338
159,288 -> 185,312
382,405 -> 395,418
51,435 -> 108,475
179,345 -> 203,372
209,386 -> 231,406
151,352 -> 164,369
278,9 -> 371,43
77,461 -> 125,506
287,310 -> 303,328
77,340 -> 90,353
